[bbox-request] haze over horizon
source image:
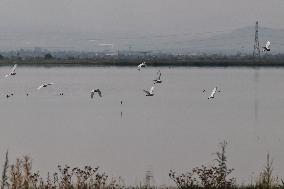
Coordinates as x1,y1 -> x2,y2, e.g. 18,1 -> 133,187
0,0 -> 283,51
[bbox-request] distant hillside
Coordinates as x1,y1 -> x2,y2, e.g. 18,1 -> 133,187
163,26 -> 284,55
0,26 -> 283,55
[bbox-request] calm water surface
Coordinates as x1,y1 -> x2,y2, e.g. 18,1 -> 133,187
0,66 -> 283,185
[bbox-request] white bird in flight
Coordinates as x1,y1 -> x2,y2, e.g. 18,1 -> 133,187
37,83 -> 54,90
208,87 -> 221,99
153,70 -> 162,83
143,85 -> 155,96
137,62 -> 146,71
262,41 -> 271,52
91,89 -> 102,98
5,64 -> 17,78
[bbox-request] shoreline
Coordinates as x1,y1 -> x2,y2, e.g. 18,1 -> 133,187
0,58 -> 284,67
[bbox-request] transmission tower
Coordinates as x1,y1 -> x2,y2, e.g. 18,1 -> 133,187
144,170 -> 155,189
253,21 -> 260,58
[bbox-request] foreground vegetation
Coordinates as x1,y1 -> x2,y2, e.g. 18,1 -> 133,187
0,152 -> 125,189
169,141 -> 284,189
1,142 -> 283,189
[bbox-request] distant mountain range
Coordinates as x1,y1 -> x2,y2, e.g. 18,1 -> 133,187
160,26 -> 284,55
0,26 -> 283,55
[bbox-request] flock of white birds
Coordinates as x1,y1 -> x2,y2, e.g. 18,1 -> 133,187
3,64 -> 102,98
2,40 -> 271,99
140,40 -> 271,99
138,62 -> 220,99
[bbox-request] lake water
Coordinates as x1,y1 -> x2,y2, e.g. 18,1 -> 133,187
0,66 -> 283,186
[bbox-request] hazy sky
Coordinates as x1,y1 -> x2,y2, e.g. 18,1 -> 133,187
0,0 -> 283,50
0,0 -> 283,35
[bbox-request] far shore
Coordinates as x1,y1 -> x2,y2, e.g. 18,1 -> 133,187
0,57 -> 284,67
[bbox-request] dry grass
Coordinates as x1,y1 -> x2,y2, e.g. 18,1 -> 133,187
1,150 -> 8,189
0,143 -> 283,189
0,153 -> 125,189
169,142 -> 284,189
